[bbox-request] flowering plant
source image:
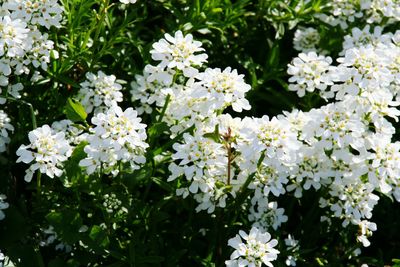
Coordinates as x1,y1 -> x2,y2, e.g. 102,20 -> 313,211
1,0 -> 400,266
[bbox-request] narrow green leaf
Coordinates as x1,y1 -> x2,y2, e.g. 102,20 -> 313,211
64,98 -> 87,122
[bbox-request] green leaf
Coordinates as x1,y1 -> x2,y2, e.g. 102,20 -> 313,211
60,141 -> 88,187
393,259 -> 400,267
148,121 -> 170,140
151,176 -> 174,192
88,225 -> 110,249
64,98 -> 87,122
46,210 -> 83,244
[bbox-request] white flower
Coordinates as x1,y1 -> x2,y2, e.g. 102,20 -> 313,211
151,30 -> 208,77
0,194 -> 9,220
103,193 -> 127,215
314,0 -> 365,29
168,114 -> 254,213
0,16 -> 30,58
356,220 -> 377,247
79,106 -> 148,176
342,26 -> 392,52
40,226 -> 71,252
130,65 -> 175,115
16,124 -> 73,182
225,227 -> 279,267
288,52 -> 333,97
51,119 -> 86,145
0,110 -> 14,152
194,67 -> 251,112
77,71 -> 123,114
4,0 -> 64,29
119,0 -> 137,3
249,200 -> 288,230
293,27 -> 320,53
284,235 -> 299,266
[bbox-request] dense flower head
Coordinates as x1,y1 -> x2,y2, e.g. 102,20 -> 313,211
77,71 -> 123,114
290,25 -> 400,102
293,27 -> 321,53
315,0 -> 400,29
130,64 -> 175,115
79,106 -> 148,176
287,52 -> 333,97
140,28 -> 400,251
0,1 -> 62,103
16,124 -> 73,182
225,227 -> 279,267
0,15 -> 30,58
0,110 -> 14,152
168,114 -> 251,213
249,200 -> 288,231
150,30 -> 208,77
3,0 -> 64,29
342,26 -> 393,52
194,67 -> 251,112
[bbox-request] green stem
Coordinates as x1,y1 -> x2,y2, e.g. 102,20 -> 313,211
4,96 -> 37,129
157,94 -> 171,123
37,172 -> 42,196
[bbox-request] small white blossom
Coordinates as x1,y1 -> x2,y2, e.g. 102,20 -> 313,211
3,0 -> 64,29
249,200 -> 288,230
151,30 -> 208,77
225,227 -> 279,267
194,67 -> 251,112
293,27 -> 321,53
77,71 -> 123,114
288,52 -> 333,97
0,16 -> 30,58
356,220 -> 377,247
16,125 -> 73,182
0,194 -> 9,221
40,226 -> 72,252
0,110 -> 14,152
79,106 -> 148,176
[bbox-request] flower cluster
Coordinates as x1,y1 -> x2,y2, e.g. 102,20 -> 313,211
103,193 -> 128,215
293,27 -> 321,53
16,124 -> 73,182
0,0 -> 63,100
287,52 -> 332,97
316,0 -> 400,29
79,106 -> 148,176
168,114 -> 248,213
129,30 -> 400,249
225,227 -> 279,267
289,26 -> 400,101
150,30 -> 207,77
131,30 -> 251,137
3,0 -> 63,29
76,71 -> 123,114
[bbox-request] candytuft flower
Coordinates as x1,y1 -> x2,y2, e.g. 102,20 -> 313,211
225,227 -> 279,267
